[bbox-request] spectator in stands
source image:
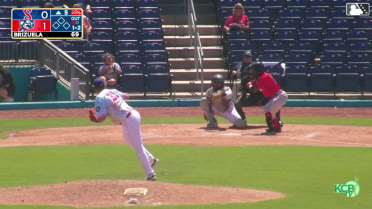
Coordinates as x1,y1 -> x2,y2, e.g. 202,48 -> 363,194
43,2 -> 55,8
72,4 -> 92,41
98,53 -> 122,87
223,3 -> 250,34
0,64 -> 16,102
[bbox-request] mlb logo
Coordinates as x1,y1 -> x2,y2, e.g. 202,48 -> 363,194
346,3 -> 370,16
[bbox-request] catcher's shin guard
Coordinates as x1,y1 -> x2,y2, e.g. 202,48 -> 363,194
234,99 -> 246,120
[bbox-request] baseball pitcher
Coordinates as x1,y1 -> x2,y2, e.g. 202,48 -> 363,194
200,74 -> 247,129
89,77 -> 159,181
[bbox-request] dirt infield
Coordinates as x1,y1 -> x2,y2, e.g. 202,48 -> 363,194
0,106 -> 371,207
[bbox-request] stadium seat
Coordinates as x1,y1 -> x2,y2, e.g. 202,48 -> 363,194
325,19 -> 352,31
121,64 -> 144,74
304,8 -> 330,19
138,19 -> 162,31
285,53 -> 313,67
322,42 -> 347,54
310,65 -> 336,94
348,42 -> 372,53
363,73 -> 372,93
245,8 -> 271,21
250,19 -> 272,30
353,19 -> 372,31
82,43 -> 107,57
273,30 -> 297,43
145,64 -> 170,74
264,0 -> 286,10
90,0 -> 112,9
114,19 -> 139,32
117,53 -> 143,66
112,0 -> 135,9
346,53 -> 371,65
136,8 -> 161,20
241,0 -> 264,9
298,30 -> 322,42
261,41 -> 289,54
300,19 -> 325,31
274,18 -> 300,31
346,30 -> 370,43
335,72 -> 362,94
277,8 -> 303,19
143,53 -> 168,66
139,30 -> 164,43
250,30 -> 272,43
135,0 -> 158,9
319,53 -> 346,66
141,42 -> 167,55
17,0 -> 40,8
321,30 -> 346,43
308,0 -> 333,8
113,31 -> 139,43
285,0 -> 308,9
284,65 -> 310,93
115,42 -> 141,54
119,73 -> 146,93
145,73 -> 173,96
113,8 -> 136,20
258,53 -> 285,62
90,9 -> 112,21
289,42 -> 318,55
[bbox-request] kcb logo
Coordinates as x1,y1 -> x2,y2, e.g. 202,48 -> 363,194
335,180 -> 360,197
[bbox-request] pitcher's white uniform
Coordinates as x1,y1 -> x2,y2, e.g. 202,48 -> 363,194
95,89 -> 156,178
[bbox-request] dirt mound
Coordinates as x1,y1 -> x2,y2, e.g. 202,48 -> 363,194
0,180 -> 284,207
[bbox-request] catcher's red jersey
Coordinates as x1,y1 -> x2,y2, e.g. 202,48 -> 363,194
254,72 -> 281,98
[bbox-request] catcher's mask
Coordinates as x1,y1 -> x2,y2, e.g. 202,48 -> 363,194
249,62 -> 265,79
211,74 -> 224,91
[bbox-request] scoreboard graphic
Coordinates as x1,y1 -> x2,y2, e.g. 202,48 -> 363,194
11,8 -> 83,39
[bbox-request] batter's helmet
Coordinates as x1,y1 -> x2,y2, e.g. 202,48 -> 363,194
249,62 -> 265,79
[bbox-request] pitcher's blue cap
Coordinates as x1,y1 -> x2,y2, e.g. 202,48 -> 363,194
93,77 -> 105,88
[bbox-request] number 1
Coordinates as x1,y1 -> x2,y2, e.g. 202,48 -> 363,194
43,22 -> 46,30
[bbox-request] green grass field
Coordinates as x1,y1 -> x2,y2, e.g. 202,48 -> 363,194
0,116 -> 371,209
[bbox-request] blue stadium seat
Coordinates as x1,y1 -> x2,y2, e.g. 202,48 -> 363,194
82,43 -> 106,57
300,19 -> 325,31
135,0 -> 158,9
305,8 -> 330,19
141,42 -> 167,55
335,71 -> 362,94
258,53 -> 285,62
310,65 -> 336,94
348,42 -> 372,53
289,42 -> 318,55
346,30 -> 370,43
90,0 -> 112,9
284,65 -> 310,93
144,53 -> 168,66
119,73 -> 146,93
0,8 -> 11,20
325,19 -> 352,31
261,41 -> 289,54
114,19 -> 138,31
250,30 -> 272,43
139,30 -> 164,43
145,64 -> 170,74
241,0 -> 264,9
321,30 -> 346,43
145,73 -> 173,96
117,53 -> 143,66
297,30 -> 322,42
286,0 -> 308,9
121,64 -> 144,74
57,43 -> 81,55
0,0 -> 17,8
225,30 -> 249,42
353,19 -> 372,31
113,0 -> 135,9
245,8 -> 271,21
274,18 -> 300,31
264,0 -> 286,10
90,9 -> 112,21
136,8 -> 161,20
91,20 -> 113,33
273,30 -> 297,43
115,42 -> 141,55
322,42 -> 347,54
218,0 -> 239,10
138,19 -> 162,31
113,8 -> 136,20
285,53 -> 314,66
319,53 -> 346,66
277,8 -> 303,19
308,0 -> 333,8
346,53 -> 371,65
113,31 -> 139,43
250,19 -> 272,30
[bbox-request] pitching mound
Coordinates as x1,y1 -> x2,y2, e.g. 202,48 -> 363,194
0,180 -> 284,207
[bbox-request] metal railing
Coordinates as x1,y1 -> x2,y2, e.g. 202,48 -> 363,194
38,39 -> 90,100
187,0 -> 205,97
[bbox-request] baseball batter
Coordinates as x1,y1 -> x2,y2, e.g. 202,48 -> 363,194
247,63 -> 287,134
89,77 -> 158,181
200,74 -> 247,129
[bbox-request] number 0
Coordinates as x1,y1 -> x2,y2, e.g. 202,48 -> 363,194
41,11 -> 48,19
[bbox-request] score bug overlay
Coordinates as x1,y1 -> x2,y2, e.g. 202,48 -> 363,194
11,8 -> 84,39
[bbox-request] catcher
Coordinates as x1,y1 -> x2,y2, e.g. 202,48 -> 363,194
200,74 -> 247,129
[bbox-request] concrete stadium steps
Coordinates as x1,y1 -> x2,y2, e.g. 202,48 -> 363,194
167,46 -> 223,58
170,69 -> 227,81
164,35 -> 222,47
163,25 -> 220,36
169,57 -> 225,69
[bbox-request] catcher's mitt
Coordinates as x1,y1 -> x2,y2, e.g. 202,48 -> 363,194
209,90 -> 226,101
